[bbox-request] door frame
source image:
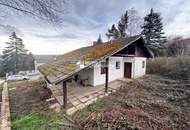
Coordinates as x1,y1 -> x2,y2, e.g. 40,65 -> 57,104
124,62 -> 132,78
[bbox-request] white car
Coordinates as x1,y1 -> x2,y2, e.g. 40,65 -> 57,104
7,75 -> 30,81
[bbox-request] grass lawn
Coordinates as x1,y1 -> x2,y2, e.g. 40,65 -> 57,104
8,74 -> 190,130
7,56 -> 190,130
8,80 -> 39,88
11,112 -> 64,130
10,75 -> 190,130
8,79 -> 68,130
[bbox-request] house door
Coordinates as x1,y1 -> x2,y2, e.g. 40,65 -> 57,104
124,62 -> 132,78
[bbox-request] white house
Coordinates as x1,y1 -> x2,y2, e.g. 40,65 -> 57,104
39,35 -> 152,108
39,35 -> 152,87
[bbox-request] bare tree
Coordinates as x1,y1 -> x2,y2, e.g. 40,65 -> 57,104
0,0 -> 65,23
167,36 -> 190,56
127,8 -> 143,36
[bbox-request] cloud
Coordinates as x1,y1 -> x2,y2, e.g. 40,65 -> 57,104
163,0 -> 190,37
0,0 -> 190,54
0,24 -> 21,35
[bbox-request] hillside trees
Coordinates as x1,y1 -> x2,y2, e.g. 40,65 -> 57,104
106,9 -> 142,40
166,36 -> 190,56
106,24 -> 120,40
141,8 -> 167,56
97,34 -> 103,44
106,11 -> 128,40
118,10 -> 128,38
1,32 -> 35,75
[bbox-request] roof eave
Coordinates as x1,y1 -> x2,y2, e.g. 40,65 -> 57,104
50,35 -> 143,85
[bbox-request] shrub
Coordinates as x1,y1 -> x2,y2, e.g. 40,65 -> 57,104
147,56 -> 190,80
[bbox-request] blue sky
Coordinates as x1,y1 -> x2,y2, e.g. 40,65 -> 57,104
0,0 -> 190,54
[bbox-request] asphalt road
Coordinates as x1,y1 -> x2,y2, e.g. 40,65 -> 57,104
0,74 -> 40,84
29,74 -> 41,80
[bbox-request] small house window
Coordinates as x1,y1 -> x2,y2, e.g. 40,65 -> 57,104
116,61 -> 120,69
142,61 -> 145,68
101,62 -> 106,74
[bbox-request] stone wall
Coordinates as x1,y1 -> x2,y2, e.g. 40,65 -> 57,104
1,82 -> 11,130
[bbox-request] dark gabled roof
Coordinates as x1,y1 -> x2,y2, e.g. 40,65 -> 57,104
39,35 -> 151,84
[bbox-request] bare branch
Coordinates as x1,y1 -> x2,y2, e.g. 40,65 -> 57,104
0,0 -> 65,23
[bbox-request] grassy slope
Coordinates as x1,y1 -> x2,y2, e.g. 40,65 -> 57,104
12,112 -> 64,130
72,75 -> 190,130
10,56 -> 190,130
8,80 -> 66,130
71,57 -> 190,129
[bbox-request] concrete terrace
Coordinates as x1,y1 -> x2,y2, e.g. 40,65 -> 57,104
48,79 -> 131,115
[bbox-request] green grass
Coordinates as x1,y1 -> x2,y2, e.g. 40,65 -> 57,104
8,80 -> 29,88
11,112 -> 65,130
72,98 -> 112,121
7,79 -> 43,88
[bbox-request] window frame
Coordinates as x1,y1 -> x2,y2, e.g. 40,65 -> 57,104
142,61 -> 145,68
116,61 -> 120,69
101,62 -> 106,74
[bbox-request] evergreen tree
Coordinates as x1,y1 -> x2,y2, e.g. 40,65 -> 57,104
25,52 -> 35,71
2,32 -> 28,74
97,34 -> 103,44
106,24 -> 119,40
141,8 -> 167,49
106,11 -> 128,40
0,58 -> 4,77
118,10 -> 128,38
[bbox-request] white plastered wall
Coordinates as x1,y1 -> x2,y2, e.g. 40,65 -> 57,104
133,57 -> 146,78
93,57 -> 124,86
92,56 -> 147,86
78,67 -> 94,86
123,57 -> 146,78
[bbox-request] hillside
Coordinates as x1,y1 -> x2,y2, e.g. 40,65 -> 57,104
8,56 -> 190,130
34,55 -> 57,64
72,75 -> 190,130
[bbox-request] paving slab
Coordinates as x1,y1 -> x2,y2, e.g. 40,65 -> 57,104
49,80 -> 127,114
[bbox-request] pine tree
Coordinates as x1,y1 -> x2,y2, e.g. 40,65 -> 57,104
2,32 -> 28,74
23,52 -> 35,71
106,24 -> 119,40
106,11 -> 128,40
97,34 -> 103,44
141,8 -> 167,49
118,10 -> 128,38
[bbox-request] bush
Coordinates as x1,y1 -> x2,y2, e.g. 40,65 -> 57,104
147,56 -> 190,80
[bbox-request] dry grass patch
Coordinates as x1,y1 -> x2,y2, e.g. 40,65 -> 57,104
72,75 -> 190,130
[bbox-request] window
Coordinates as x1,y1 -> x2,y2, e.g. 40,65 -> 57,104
142,61 -> 145,68
101,62 -> 106,74
116,61 -> 120,69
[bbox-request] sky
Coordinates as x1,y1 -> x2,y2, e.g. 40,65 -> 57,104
0,0 -> 190,55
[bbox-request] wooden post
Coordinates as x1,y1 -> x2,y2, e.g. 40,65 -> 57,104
62,81 -> 67,109
105,58 -> 109,93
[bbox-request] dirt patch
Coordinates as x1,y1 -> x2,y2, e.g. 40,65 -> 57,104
9,80 -> 52,116
74,75 -> 190,130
